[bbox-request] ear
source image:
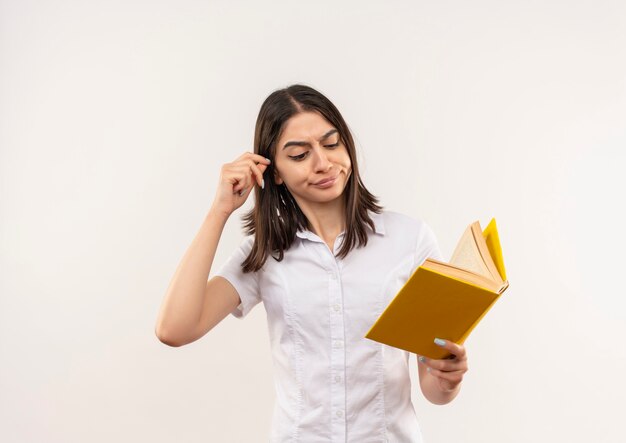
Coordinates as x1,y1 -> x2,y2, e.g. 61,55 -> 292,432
274,169 -> 284,185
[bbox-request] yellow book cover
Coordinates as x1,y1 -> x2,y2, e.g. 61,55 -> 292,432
365,218 -> 509,359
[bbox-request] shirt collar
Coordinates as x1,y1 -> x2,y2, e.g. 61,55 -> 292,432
295,210 -> 385,240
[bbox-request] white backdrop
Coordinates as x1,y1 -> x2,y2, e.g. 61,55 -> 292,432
1,1 -> 625,442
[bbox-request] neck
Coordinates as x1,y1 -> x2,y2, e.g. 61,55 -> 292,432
299,196 -> 346,242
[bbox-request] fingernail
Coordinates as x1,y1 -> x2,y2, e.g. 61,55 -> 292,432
266,157 -> 271,163
261,179 -> 265,189
427,367 -> 431,373
418,356 -> 426,363
434,338 -> 446,346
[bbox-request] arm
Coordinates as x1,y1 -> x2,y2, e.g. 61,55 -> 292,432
154,152 -> 271,346
417,338 -> 468,405
154,208 -> 231,346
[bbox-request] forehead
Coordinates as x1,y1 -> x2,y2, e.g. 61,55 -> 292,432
279,111 -> 336,141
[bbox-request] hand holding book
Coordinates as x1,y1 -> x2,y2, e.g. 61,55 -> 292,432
417,338 -> 469,393
365,218 -> 510,359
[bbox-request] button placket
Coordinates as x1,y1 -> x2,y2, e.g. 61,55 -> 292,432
326,249 -> 346,441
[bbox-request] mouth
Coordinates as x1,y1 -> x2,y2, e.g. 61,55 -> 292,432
312,175 -> 339,186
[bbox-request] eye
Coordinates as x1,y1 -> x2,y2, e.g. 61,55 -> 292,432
289,152 -> 307,161
288,143 -> 340,161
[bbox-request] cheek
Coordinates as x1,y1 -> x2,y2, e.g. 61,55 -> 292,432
339,148 -> 351,168
341,155 -> 352,170
277,163 -> 308,184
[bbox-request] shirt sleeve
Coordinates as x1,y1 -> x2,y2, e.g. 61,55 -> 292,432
413,220 -> 445,269
212,235 -> 261,320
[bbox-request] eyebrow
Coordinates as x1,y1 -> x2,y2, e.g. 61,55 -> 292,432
282,129 -> 338,150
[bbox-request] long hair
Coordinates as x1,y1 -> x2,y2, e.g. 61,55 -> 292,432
240,84 -> 384,272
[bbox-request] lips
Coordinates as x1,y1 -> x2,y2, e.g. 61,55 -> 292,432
313,175 -> 338,185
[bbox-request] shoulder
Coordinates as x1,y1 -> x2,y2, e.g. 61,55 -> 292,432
220,234 -> 258,272
230,234 -> 255,254
379,209 -> 434,234
379,210 -> 443,264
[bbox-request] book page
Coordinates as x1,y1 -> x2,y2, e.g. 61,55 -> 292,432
449,225 -> 493,279
472,221 -> 504,283
422,258 -> 503,292
483,218 -> 507,281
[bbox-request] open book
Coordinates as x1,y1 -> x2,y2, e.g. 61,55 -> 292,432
365,218 -> 510,359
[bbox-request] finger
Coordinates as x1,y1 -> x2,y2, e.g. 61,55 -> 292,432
231,160 -> 268,191
237,151 -> 272,166
427,367 -> 465,383
236,185 -> 251,197
234,181 -> 251,195
230,174 -> 252,196
243,159 -> 267,188
229,164 -> 255,193
418,355 -> 468,372
433,338 -> 467,360
228,170 -> 250,194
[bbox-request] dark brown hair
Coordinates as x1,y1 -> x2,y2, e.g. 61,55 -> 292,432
240,84 -> 384,272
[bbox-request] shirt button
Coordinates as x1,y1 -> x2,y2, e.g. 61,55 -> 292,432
336,410 -> 344,418
333,304 -> 341,312
333,340 -> 343,348
328,271 -> 336,279
334,375 -> 341,382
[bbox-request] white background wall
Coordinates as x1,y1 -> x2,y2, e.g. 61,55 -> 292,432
1,0 -> 624,442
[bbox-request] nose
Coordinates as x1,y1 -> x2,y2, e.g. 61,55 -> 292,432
311,145 -> 332,172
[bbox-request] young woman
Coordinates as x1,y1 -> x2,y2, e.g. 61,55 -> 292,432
155,84 -> 469,442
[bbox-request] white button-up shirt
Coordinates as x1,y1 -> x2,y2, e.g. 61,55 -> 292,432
214,210 -> 443,442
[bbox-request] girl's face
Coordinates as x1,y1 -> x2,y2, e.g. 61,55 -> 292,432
273,111 -> 352,208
